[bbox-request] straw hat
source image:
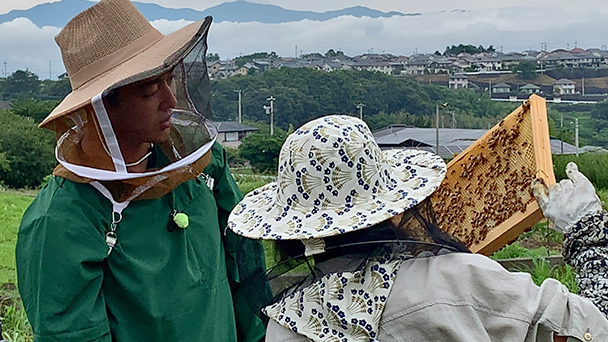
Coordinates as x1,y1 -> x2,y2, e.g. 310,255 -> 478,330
40,0 -> 211,128
228,115 -> 447,240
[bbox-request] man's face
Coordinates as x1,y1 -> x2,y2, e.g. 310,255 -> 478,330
105,70 -> 177,147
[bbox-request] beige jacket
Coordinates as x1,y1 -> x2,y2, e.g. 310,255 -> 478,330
266,253 -> 607,342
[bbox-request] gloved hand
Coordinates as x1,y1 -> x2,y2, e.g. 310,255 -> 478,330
532,162 -> 603,234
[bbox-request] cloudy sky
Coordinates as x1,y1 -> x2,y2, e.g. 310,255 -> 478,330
0,0 -> 607,79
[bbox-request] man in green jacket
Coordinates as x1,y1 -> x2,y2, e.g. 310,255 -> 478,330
16,0 -> 267,341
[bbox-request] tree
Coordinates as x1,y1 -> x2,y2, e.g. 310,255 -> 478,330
207,53 -> 220,62
2,70 -> 41,97
511,61 -> 537,80
40,73 -> 71,100
300,52 -> 324,59
234,52 -> 280,68
325,49 -> 345,58
10,96 -> 59,123
209,67 -> 521,132
590,100 -> 608,130
0,109 -> 55,188
0,144 -> 9,172
238,132 -> 287,173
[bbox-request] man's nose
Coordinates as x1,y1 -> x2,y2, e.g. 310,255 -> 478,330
159,80 -> 177,110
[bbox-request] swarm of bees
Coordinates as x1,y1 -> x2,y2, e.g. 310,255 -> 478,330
431,97 -> 551,255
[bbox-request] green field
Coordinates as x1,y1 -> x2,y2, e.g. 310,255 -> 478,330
0,191 -> 33,285
0,190 -> 34,341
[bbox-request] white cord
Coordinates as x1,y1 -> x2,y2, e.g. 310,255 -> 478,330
124,146 -> 153,167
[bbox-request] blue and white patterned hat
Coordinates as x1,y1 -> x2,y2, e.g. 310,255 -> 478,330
228,115 -> 447,240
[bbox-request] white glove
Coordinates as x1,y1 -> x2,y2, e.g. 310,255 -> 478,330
532,162 -> 603,234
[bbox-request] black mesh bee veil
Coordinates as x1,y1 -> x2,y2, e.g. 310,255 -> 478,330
233,198 -> 471,323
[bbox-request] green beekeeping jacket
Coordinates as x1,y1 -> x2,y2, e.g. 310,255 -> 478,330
16,142 -> 267,342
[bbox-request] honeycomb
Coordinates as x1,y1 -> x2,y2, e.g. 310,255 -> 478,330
431,95 -> 555,255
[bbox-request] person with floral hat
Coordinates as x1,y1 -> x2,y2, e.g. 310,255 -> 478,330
228,115 -> 608,342
16,0 -> 266,341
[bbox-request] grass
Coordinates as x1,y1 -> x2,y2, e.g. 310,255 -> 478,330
233,173 -> 274,196
0,190 -> 33,341
0,192 -> 33,285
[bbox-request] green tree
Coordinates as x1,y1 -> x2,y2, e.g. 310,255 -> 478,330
325,49 -> 345,58
209,67 -> 521,132
9,96 -> 59,123
234,52 -> 280,68
444,44 -> 491,56
590,100 -> 608,124
2,70 -> 41,97
238,132 -> 287,173
207,53 -> 220,62
0,144 -> 9,172
0,109 -> 55,188
40,73 -> 72,100
511,61 -> 538,80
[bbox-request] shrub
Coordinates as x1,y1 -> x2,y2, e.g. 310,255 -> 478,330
238,133 -> 287,173
0,110 -> 56,188
553,152 -> 608,190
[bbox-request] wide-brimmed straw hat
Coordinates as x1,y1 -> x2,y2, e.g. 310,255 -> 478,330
40,0 -> 211,128
228,115 -> 447,240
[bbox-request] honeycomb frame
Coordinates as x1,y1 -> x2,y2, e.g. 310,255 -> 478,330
431,94 -> 555,255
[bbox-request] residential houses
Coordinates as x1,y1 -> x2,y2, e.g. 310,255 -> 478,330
553,78 -> 576,95
448,74 -> 468,89
520,84 -> 542,94
492,83 -> 511,93
206,48 -> 607,82
214,121 -> 258,148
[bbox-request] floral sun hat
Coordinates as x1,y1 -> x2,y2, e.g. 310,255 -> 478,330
228,115 -> 447,241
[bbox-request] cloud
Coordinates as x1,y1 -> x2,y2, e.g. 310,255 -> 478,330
0,18 -> 61,77
150,18 -> 194,34
205,6 -> 607,57
0,5 -> 606,79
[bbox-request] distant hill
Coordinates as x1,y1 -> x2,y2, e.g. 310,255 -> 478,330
0,0 -> 414,28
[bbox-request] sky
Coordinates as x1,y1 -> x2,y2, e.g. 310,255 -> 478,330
0,0 -> 607,79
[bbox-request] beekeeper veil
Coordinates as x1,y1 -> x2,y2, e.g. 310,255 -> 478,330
40,0 -> 218,202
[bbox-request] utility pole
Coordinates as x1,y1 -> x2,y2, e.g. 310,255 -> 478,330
575,118 -> 579,157
265,96 -> 276,135
489,80 -> 492,98
450,111 -> 456,129
3,62 -> 6,78
436,103 -> 448,156
436,104 -> 440,155
49,60 -> 52,80
234,89 -> 242,123
560,114 -> 564,155
356,103 -> 365,120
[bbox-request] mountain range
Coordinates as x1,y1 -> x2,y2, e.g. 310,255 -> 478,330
0,0 -> 417,28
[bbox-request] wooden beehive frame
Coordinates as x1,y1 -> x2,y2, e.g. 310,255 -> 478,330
431,94 -> 555,255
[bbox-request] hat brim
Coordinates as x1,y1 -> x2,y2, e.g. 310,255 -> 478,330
228,149 -> 447,240
40,16 -> 212,128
